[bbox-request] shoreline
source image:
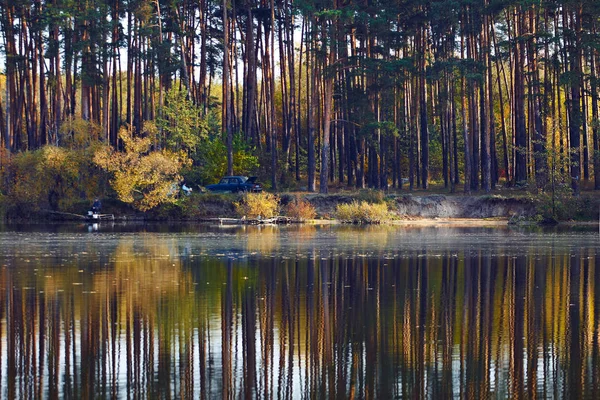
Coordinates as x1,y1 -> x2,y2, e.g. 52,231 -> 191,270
3,192 -> 600,226
5,216 -> 599,229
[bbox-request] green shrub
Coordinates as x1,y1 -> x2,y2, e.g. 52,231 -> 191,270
336,201 -> 391,223
196,133 -> 259,185
235,192 -> 279,218
284,196 -> 316,221
157,88 -> 207,154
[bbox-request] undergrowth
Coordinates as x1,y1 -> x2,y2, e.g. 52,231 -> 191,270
336,201 -> 391,224
284,196 -> 316,221
235,192 -> 279,218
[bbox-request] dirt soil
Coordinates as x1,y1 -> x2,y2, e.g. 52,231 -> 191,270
391,195 -> 536,219
296,193 -> 535,220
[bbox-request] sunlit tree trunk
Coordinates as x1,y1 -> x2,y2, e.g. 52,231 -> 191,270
320,17 -> 335,194
418,25 -> 429,189
222,0 -> 233,175
514,7 -> 528,184
307,31 -> 317,192
569,6 -> 582,195
591,40 -> 600,190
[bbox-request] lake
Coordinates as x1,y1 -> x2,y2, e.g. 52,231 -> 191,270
0,223 -> 599,399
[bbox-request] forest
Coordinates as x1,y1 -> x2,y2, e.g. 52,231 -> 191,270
1,0 -> 599,210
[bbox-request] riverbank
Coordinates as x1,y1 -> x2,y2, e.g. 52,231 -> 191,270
4,190 -> 599,225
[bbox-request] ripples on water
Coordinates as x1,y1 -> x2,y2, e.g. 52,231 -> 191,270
0,224 -> 599,399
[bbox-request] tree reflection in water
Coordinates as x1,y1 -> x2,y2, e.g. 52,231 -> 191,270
0,226 -> 599,398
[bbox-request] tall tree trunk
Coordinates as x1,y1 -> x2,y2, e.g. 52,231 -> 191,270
569,7 -> 582,195
63,19 -> 74,121
243,3 -> 257,145
102,19 -> 110,142
38,12 -> 49,147
134,25 -> 143,134
418,26 -> 429,189
223,0 -> 233,175
530,8 -> 546,189
307,25 -> 316,192
581,73 -> 590,181
591,42 -> 600,190
486,19 -> 497,188
269,0 -> 277,190
514,8 -> 528,184
320,19 -> 335,194
440,81 -> 449,189
1,3 -> 15,152
461,30 -> 472,194
126,9 -> 132,128
466,12 -> 479,191
81,9 -> 91,122
22,16 -> 37,150
51,0 -> 61,145
492,24 -> 511,183
110,0 -> 119,147
199,0 -> 208,113
278,10 -> 291,176
407,79 -> 415,190
481,10 -> 491,193
295,18 -> 305,181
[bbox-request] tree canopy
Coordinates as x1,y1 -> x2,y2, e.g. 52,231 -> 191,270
1,0 -> 599,201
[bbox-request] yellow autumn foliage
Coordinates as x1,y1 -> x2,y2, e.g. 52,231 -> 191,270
94,127 -> 190,211
284,196 -> 316,221
4,144 -> 103,212
60,117 -> 103,150
336,201 -> 391,224
235,192 -> 279,218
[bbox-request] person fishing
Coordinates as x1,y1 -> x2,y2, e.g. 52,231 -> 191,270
91,198 -> 102,213
182,183 -> 192,196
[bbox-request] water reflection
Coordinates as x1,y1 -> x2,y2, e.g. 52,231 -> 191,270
0,226 -> 599,398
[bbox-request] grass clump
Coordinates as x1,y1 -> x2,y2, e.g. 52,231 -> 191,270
235,192 -> 279,218
336,201 -> 391,224
355,189 -> 385,204
284,196 -> 316,221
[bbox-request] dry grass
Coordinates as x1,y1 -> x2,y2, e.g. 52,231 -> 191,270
284,196 -> 317,221
235,192 -> 279,218
336,201 -> 391,224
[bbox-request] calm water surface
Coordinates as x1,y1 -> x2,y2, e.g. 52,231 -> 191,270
0,223 -> 599,399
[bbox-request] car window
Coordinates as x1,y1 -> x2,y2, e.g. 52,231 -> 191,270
219,179 -> 228,184
229,178 -> 239,184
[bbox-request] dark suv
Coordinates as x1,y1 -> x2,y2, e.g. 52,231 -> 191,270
206,176 -> 263,193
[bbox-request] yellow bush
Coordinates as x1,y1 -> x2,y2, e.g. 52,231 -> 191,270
60,117 -> 103,150
4,145 -> 105,212
94,127 -> 189,211
235,192 -> 279,219
336,201 -> 360,221
362,202 -> 391,222
336,201 -> 391,224
284,196 -> 316,221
